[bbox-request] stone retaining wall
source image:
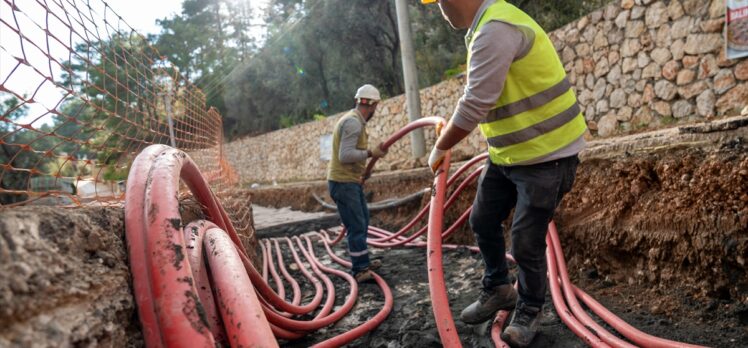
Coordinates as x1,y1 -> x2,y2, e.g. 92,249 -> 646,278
226,0 -> 747,184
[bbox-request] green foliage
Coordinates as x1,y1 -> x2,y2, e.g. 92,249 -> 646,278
62,34 -> 165,176
279,115 -> 297,129
149,0 -> 608,139
515,0 -> 610,32
153,0 -> 256,123
0,96 -> 28,131
102,163 -> 130,181
410,3 -> 468,87
1,95 -> 36,203
43,157 -> 92,178
313,114 -> 327,122
224,0 -> 412,137
443,64 -> 467,80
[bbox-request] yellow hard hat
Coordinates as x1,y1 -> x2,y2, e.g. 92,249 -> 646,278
420,0 -> 437,4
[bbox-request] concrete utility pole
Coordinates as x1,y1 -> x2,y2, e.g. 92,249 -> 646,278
163,89 -> 177,148
394,0 -> 426,158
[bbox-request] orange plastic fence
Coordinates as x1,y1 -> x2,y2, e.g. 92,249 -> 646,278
0,0 -> 249,234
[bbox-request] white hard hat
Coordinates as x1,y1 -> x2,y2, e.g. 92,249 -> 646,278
354,84 -> 381,103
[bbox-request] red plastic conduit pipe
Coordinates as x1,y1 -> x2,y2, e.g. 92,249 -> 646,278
204,227 -> 277,347
362,116 -> 463,346
427,132 -> 464,347
125,145 -> 277,347
367,153 -> 488,244
183,220 -> 225,342
546,232 -> 611,347
127,144 -> 397,347
547,222 -> 707,348
547,223 -> 637,348
263,240 -> 286,301
272,239 -> 302,308
308,232 -> 394,348
365,165 -> 482,248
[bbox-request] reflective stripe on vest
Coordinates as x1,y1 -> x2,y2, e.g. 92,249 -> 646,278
327,110 -> 368,183
470,0 -> 587,165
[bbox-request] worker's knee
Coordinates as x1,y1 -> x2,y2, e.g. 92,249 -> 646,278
469,208 -> 497,238
511,235 -> 546,271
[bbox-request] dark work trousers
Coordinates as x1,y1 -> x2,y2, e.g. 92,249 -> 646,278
328,181 -> 371,274
469,155 -> 579,308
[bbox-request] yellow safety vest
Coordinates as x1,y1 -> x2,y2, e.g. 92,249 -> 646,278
327,110 -> 368,183
470,0 -> 587,165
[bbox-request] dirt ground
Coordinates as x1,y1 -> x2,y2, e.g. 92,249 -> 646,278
276,230 -> 742,347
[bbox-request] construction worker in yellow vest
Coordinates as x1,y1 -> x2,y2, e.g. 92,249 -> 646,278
327,84 -> 387,283
421,0 -> 587,346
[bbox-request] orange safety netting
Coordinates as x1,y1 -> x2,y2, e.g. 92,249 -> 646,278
0,0 -> 249,233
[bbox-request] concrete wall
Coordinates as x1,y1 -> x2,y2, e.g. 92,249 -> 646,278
226,0 -> 747,184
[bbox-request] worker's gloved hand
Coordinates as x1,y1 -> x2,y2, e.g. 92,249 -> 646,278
428,146 -> 447,175
370,143 -> 387,158
359,172 -> 371,185
435,121 -> 444,136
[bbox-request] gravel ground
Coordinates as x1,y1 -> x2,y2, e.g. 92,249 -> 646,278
277,231 -> 745,347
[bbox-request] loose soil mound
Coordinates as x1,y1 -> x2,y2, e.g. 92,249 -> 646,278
0,197 -> 259,347
0,207 -> 141,347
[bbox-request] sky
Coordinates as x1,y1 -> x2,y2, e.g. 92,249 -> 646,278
106,0 -> 186,35
106,0 -> 269,36
0,0 -> 268,125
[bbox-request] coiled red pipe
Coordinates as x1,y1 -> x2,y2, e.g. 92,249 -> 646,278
366,165 -> 481,248
125,145 -> 394,347
362,116 -> 462,345
125,145 -> 275,347
272,239 -> 302,307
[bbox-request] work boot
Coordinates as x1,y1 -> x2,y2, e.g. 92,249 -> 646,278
354,270 -> 372,282
369,259 -> 382,270
460,284 -> 518,324
354,258 -> 383,283
501,302 -> 542,347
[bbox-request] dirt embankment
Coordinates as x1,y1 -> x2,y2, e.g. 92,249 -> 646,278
0,207 -> 141,347
0,195 -> 260,347
560,143 -> 748,301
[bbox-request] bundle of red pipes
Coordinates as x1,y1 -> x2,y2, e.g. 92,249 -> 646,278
124,118 -> 705,347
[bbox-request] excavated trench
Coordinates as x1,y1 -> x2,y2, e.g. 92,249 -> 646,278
250,117 -> 748,347
0,117 -> 746,347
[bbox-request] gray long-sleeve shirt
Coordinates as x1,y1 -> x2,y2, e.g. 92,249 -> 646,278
451,20 -> 532,132
451,5 -> 585,165
338,111 -> 368,164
